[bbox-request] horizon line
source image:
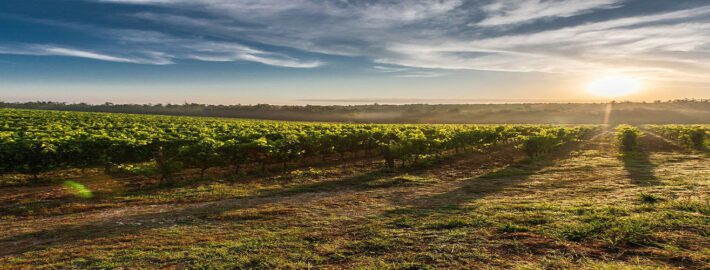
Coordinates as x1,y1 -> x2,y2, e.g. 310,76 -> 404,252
3,98 -> 710,107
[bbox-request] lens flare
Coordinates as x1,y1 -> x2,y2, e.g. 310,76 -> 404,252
63,181 -> 93,198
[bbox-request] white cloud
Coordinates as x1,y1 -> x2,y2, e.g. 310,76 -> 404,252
372,65 -> 447,78
373,66 -> 410,73
392,71 -> 447,78
371,5 -> 710,81
112,31 -> 324,68
41,47 -> 139,63
103,0 -> 463,23
0,31 -> 323,68
21,1 -> 710,81
235,54 -> 322,68
0,44 -> 172,64
477,0 -> 624,26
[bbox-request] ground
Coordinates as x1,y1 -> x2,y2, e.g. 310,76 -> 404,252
0,131 -> 708,269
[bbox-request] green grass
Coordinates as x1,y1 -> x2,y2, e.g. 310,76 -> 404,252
0,132 -> 708,269
429,216 -> 490,230
638,192 -> 663,204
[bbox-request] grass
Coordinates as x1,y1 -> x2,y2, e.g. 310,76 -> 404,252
498,223 -> 531,233
638,192 -> 663,204
0,131 -> 708,269
429,216 -> 489,230
666,197 -> 710,215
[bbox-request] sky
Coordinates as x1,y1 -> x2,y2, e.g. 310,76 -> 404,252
1,0 -> 709,104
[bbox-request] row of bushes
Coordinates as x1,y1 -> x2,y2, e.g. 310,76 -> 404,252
645,125 -> 707,150
518,127 -> 592,158
4,109 -> 599,183
616,125 -> 643,151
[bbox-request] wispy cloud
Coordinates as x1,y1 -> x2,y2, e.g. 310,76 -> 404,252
476,0 -> 624,26
0,29 -> 323,68
112,30 -> 324,68
373,65 -> 447,78
40,47 -> 137,63
373,66 -> 410,73
392,71 -> 447,78
0,44 -> 172,64
5,0 -> 710,82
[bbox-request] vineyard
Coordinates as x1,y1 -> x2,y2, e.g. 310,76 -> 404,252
0,109 -> 594,183
1,109 -> 708,269
645,125 -> 708,150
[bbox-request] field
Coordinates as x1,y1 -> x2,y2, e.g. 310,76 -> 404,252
4,100 -> 710,124
0,109 -> 708,269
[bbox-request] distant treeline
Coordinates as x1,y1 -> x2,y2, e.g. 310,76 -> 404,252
1,99 -> 710,124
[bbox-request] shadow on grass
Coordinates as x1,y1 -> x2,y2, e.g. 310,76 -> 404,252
0,137 -> 589,256
620,150 -> 659,186
617,132 -> 690,187
0,168 -> 394,256
0,144 -> 516,256
0,159 -> 380,218
396,137 -> 587,212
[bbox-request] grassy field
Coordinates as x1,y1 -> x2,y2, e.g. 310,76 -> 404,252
0,131 -> 708,269
4,100 -> 710,124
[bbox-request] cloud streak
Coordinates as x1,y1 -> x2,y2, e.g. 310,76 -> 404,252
4,0 -> 710,82
110,30 -> 324,68
476,0 -> 623,26
373,5 -> 710,77
373,65 -> 447,78
0,16 -> 323,68
0,37 -> 322,68
0,44 -> 172,64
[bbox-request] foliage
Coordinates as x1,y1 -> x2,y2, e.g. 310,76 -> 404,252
517,126 -> 591,158
0,109 -> 595,180
616,125 -> 642,151
646,125 -> 707,150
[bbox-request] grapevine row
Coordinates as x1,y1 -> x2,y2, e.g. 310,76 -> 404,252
0,109 -> 595,181
645,125 -> 708,150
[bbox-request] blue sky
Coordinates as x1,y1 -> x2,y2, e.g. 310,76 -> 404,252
1,0 -> 709,104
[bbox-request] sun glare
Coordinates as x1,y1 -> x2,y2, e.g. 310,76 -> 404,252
587,76 -> 642,98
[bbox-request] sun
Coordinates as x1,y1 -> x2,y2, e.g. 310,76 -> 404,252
587,76 -> 642,98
